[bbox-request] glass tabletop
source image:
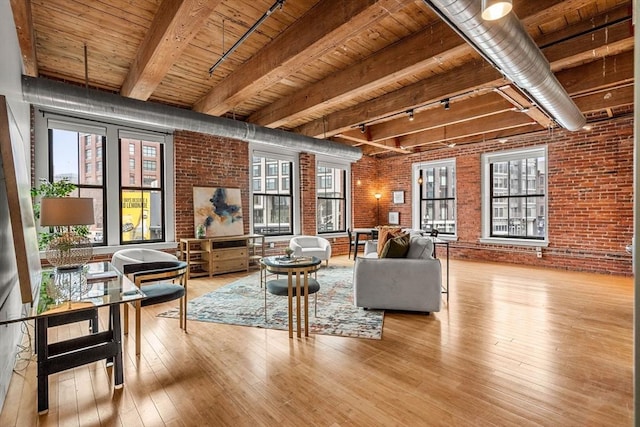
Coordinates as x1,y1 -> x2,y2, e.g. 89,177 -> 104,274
262,255 -> 321,269
1,261 -> 144,325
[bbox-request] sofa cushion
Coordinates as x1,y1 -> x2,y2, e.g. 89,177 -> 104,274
377,226 -> 402,256
380,233 -> 411,258
406,236 -> 434,260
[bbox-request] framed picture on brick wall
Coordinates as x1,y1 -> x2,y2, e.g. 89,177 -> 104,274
392,190 -> 404,204
193,186 -> 244,237
388,211 -> 399,225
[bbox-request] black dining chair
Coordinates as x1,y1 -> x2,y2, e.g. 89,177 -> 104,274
348,228 -> 367,259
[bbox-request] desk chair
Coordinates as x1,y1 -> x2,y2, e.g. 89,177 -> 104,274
112,250 -> 187,355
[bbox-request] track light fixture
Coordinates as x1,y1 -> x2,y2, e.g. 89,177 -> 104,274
359,124 -> 366,133
442,99 -> 450,110
408,109 -> 415,121
481,0 -> 513,21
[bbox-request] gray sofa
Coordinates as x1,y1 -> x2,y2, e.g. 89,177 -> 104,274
353,236 -> 442,312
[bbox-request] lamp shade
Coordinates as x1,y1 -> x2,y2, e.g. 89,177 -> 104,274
40,197 -> 95,227
481,0 -> 512,21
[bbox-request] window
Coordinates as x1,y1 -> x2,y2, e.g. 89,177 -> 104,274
482,147 -> 546,241
120,136 -> 164,244
48,127 -> 106,245
143,160 -> 157,171
129,143 -> 135,156
251,153 -> 294,236
316,163 -> 347,234
142,145 -> 156,157
414,159 -> 456,235
35,114 -> 174,248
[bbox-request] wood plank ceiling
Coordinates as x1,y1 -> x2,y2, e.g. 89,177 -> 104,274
9,0 -> 634,157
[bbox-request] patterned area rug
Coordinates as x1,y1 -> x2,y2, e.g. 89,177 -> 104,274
158,265 -> 384,339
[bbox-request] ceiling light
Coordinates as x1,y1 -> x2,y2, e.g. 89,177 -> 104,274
408,109 -> 415,121
582,125 -> 592,131
442,99 -> 450,110
447,143 -> 456,148
359,124 -> 366,133
481,0 -> 513,21
498,138 -> 508,144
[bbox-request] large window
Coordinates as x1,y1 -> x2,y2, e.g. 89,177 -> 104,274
316,164 -> 346,233
36,115 -> 174,248
119,132 -> 164,243
251,154 -> 294,236
415,159 -> 456,235
482,147 -> 546,241
48,126 -> 105,244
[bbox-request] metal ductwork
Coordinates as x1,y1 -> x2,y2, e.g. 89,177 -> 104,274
21,76 -> 362,162
423,0 -> 586,131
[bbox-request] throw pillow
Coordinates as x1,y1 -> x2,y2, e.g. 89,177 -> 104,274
406,236 -> 434,260
377,226 -> 402,257
380,233 -> 411,258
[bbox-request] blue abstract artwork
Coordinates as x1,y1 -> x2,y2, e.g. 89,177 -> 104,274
193,187 -> 243,237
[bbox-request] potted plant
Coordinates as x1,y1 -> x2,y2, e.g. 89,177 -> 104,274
284,247 -> 294,259
196,224 -> 206,239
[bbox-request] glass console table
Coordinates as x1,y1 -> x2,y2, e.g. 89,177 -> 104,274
0,261 -> 144,413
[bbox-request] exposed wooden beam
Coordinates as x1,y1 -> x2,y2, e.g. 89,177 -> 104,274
296,60 -> 504,138
399,112 -> 539,148
558,50 -> 633,96
194,0 -> 413,116
120,0 -> 221,100
10,0 -> 38,76
573,85 -> 634,113
494,85 -> 554,128
365,92 -> 514,143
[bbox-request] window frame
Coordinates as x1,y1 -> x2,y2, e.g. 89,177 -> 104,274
480,146 -> 548,246
316,160 -> 349,235
250,147 -> 299,237
411,158 -> 457,236
34,113 -> 175,253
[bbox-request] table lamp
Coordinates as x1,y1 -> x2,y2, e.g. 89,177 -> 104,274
40,197 -> 95,270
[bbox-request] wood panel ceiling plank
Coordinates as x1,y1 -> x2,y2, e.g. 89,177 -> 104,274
558,50 -> 633,95
193,0 -> 414,116
121,0 -> 222,100
10,0 -> 38,76
573,85 -> 633,112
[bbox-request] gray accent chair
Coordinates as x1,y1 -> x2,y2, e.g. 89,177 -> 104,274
353,236 -> 442,313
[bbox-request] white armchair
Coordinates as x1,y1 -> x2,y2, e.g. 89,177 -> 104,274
289,236 -> 332,266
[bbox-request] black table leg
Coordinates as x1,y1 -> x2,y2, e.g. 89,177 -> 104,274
36,317 -> 48,414
354,233 -> 361,259
110,304 -> 124,387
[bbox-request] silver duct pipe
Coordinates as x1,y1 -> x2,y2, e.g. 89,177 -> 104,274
423,0 -> 586,131
21,76 -> 362,161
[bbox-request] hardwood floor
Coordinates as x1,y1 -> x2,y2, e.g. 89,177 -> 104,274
0,256 -> 633,426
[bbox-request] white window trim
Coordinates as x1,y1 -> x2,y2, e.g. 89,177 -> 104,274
35,112 -> 175,253
249,144 -> 301,239
316,157 -> 351,236
480,145 -> 548,247
412,158 -> 457,240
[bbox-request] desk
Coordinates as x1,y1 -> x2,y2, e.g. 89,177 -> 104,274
352,228 -> 375,259
1,261 -> 144,413
261,256 -> 321,338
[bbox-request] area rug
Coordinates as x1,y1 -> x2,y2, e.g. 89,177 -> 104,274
158,265 -> 384,339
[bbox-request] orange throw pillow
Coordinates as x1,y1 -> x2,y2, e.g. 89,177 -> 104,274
377,226 -> 402,257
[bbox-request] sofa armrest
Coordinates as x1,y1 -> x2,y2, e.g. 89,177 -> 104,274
353,257 -> 442,312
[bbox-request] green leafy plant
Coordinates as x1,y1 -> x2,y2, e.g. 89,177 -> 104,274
31,178 -> 89,250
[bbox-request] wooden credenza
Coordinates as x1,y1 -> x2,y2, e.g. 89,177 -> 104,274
179,234 -> 264,279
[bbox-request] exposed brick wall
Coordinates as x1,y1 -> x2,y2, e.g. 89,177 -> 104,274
173,130 -> 249,240
381,115 -> 633,275
351,156 -> 379,227
299,152 -> 316,235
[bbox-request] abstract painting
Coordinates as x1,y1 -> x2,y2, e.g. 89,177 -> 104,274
193,187 -> 243,237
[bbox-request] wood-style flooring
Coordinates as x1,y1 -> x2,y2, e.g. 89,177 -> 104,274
0,256 -> 633,426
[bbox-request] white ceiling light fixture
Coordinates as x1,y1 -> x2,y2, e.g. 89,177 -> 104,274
481,0 -> 513,21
